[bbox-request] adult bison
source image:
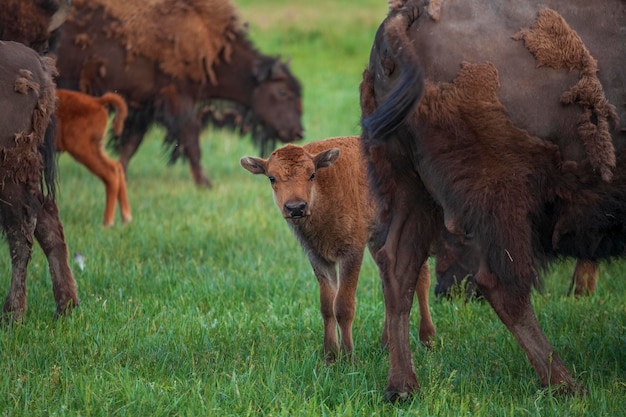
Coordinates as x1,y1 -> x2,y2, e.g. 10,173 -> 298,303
360,0 -> 625,401
55,0 -> 303,188
0,0 -> 79,322
0,0 -> 71,54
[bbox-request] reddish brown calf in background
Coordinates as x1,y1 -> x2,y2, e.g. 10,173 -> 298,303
241,136 -> 436,361
55,89 -> 132,227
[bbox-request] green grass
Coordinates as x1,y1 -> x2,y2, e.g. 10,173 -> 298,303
1,1 -> 625,415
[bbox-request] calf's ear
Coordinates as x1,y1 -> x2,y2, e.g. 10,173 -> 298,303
314,148 -> 340,169
240,156 -> 267,175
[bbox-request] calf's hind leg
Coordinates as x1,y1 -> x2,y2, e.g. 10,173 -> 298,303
114,161 -> 132,224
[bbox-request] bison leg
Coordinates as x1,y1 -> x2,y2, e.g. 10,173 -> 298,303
2,216 -> 36,323
179,119 -> 212,188
116,112 -> 150,174
34,199 -> 79,317
161,94 -> 212,188
475,266 -> 584,394
376,206 -> 434,402
568,259 -> 598,296
310,257 -> 340,362
416,262 -> 436,347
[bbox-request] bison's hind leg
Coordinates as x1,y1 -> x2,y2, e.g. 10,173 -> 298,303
34,199 -> 79,317
1,216 -> 36,324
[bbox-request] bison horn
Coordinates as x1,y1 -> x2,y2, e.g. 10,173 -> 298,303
270,59 -> 284,78
48,0 -> 72,33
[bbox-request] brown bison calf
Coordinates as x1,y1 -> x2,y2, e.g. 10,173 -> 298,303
241,136 -> 436,361
55,89 -> 131,226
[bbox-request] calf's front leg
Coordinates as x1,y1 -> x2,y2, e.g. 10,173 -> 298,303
311,258 -> 340,362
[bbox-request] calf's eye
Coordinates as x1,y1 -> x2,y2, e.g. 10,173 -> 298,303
309,172 -> 316,181
268,176 -> 276,184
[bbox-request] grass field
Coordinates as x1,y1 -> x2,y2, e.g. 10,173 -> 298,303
1,1 -> 625,416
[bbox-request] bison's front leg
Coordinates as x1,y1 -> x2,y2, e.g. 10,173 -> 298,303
179,117 -> 211,188
116,108 -> 150,174
34,199 -> 79,317
161,92 -> 212,188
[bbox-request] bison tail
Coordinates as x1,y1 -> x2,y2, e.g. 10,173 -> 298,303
98,93 -> 128,136
41,115 -> 58,200
362,7 -> 424,141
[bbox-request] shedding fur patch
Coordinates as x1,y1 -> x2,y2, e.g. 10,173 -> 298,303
71,0 -> 241,84
0,55 -> 56,192
426,0 -> 442,21
514,8 -> 618,182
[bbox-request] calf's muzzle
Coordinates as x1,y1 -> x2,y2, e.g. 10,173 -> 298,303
284,200 -> 307,218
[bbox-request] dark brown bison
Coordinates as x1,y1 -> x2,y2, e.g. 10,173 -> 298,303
0,0 -> 79,322
240,137 -> 436,361
55,0 -> 304,188
435,239 -> 600,299
0,41 -> 79,322
56,89 -> 131,227
0,0 -> 71,54
360,0 -> 625,401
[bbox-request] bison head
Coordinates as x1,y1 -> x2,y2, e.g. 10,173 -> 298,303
250,57 -> 304,146
0,0 -> 71,54
240,144 -> 339,223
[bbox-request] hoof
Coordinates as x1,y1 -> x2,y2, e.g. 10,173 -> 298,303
384,389 -> 413,403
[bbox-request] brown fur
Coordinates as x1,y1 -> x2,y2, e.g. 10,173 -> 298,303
70,0 -> 239,84
435,242 -> 601,299
360,0 -> 625,402
241,136 -> 436,361
0,41 -> 79,323
0,1 -> 71,54
56,0 -> 303,187
55,89 -> 132,226
513,8 -> 618,181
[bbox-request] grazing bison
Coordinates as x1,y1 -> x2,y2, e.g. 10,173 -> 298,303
56,89 -> 131,227
360,0 -> 625,401
0,0 -> 71,54
56,0 -> 304,188
0,41 -> 79,322
240,137 -> 436,361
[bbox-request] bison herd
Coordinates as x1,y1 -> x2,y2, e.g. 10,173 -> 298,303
1,0 -> 625,405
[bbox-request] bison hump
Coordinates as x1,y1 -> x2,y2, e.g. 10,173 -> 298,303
71,0 -> 242,84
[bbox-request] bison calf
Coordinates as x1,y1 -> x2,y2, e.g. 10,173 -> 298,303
55,89 -> 131,227
241,136 -> 436,361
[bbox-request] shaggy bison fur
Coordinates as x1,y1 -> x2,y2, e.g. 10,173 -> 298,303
360,0 -> 625,401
